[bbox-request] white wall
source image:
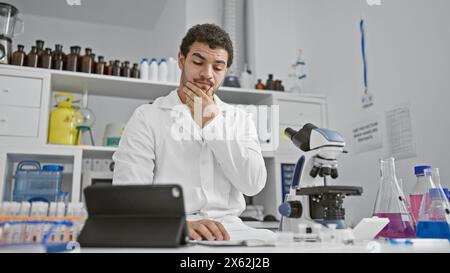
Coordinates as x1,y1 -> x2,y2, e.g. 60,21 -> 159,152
249,0 -> 450,226
9,0 -> 186,64
246,0 -> 299,84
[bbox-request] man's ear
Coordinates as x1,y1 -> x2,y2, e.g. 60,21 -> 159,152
178,51 -> 185,70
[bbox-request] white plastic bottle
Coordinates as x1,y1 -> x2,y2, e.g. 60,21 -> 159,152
140,58 -> 149,80
240,64 -> 254,89
149,58 -> 158,81
167,57 -> 177,82
158,58 -> 168,82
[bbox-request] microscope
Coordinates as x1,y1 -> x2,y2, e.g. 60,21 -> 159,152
278,123 -> 363,233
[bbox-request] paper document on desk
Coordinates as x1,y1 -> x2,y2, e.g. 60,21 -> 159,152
191,239 -> 275,247
190,217 -> 277,247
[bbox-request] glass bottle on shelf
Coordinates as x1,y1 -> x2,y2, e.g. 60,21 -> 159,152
95,56 -> 105,75
38,48 -> 52,69
105,60 -> 114,75
255,79 -> 266,90
25,46 -> 38,67
265,74 -> 274,90
51,44 -> 65,70
112,60 -> 121,76
80,48 -> 93,73
130,63 -> 140,78
90,53 -> 96,73
121,61 -> 130,77
373,157 -> 416,239
35,40 -> 45,57
11,44 -> 26,66
65,46 -> 81,72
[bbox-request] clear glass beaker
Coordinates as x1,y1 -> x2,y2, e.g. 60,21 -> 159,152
416,168 -> 450,239
373,157 -> 415,238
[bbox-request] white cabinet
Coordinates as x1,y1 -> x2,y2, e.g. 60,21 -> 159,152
0,75 -> 42,107
0,106 -> 40,137
0,66 -> 51,145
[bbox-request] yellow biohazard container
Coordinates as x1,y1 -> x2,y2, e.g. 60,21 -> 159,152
48,93 -> 82,145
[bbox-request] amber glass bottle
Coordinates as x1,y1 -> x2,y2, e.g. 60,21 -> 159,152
25,46 -> 38,67
11,44 -> 26,66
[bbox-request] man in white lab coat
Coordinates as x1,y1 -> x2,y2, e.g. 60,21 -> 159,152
113,24 -> 269,241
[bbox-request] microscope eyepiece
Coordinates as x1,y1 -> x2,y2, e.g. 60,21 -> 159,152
284,128 -> 297,139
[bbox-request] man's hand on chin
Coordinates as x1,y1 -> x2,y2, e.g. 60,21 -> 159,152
183,81 -> 220,128
187,219 -> 230,241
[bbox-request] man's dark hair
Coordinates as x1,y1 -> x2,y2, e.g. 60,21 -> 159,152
180,24 -> 233,68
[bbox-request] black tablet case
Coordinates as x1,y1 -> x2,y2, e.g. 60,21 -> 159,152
78,184 -> 188,248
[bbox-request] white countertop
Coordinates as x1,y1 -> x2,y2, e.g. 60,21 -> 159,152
81,240 -> 450,253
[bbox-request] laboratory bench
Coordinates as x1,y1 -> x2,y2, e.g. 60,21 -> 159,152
80,240 -> 450,253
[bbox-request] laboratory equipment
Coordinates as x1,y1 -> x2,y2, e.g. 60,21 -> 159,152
48,93 -> 82,145
12,161 -> 64,203
416,168 -> 450,239
278,123 -> 363,233
287,49 -> 306,93
75,107 -> 96,146
373,157 -> 415,238
0,201 -> 86,252
0,2 -> 24,64
409,165 -> 432,223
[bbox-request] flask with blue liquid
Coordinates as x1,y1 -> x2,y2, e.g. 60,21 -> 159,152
416,168 -> 450,240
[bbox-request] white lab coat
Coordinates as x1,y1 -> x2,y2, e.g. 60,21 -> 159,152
112,89 -> 267,224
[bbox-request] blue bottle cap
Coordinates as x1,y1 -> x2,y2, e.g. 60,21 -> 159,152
151,58 -> 158,62
42,165 -> 64,171
159,58 -> 166,63
443,188 -> 449,200
414,165 -> 432,176
141,58 -> 148,62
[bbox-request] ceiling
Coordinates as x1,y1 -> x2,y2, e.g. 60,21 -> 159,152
10,0 -> 168,31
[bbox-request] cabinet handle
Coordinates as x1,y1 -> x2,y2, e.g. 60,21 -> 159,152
2,89 -> 9,93
0,118 -> 7,122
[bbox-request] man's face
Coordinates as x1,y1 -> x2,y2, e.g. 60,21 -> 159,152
178,41 -> 228,96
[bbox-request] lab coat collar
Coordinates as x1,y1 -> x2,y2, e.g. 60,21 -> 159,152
159,89 -> 232,113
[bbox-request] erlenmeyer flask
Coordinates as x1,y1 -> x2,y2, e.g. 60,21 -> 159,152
416,168 -> 450,239
373,157 -> 415,238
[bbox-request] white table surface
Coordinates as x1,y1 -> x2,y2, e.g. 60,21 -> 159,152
81,240 -> 450,253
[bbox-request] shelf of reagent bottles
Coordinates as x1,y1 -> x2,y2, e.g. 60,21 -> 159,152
50,70 -> 274,104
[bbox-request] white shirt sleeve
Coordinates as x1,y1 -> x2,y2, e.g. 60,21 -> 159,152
202,111 -> 267,196
112,106 -> 156,185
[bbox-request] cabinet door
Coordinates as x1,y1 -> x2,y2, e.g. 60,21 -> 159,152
276,99 -> 326,155
0,106 -> 40,137
278,99 -> 324,126
0,75 -> 42,107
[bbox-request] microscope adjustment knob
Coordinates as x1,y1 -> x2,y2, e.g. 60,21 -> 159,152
331,168 -> 339,179
278,201 -> 302,218
310,166 -> 320,178
320,167 -> 331,177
